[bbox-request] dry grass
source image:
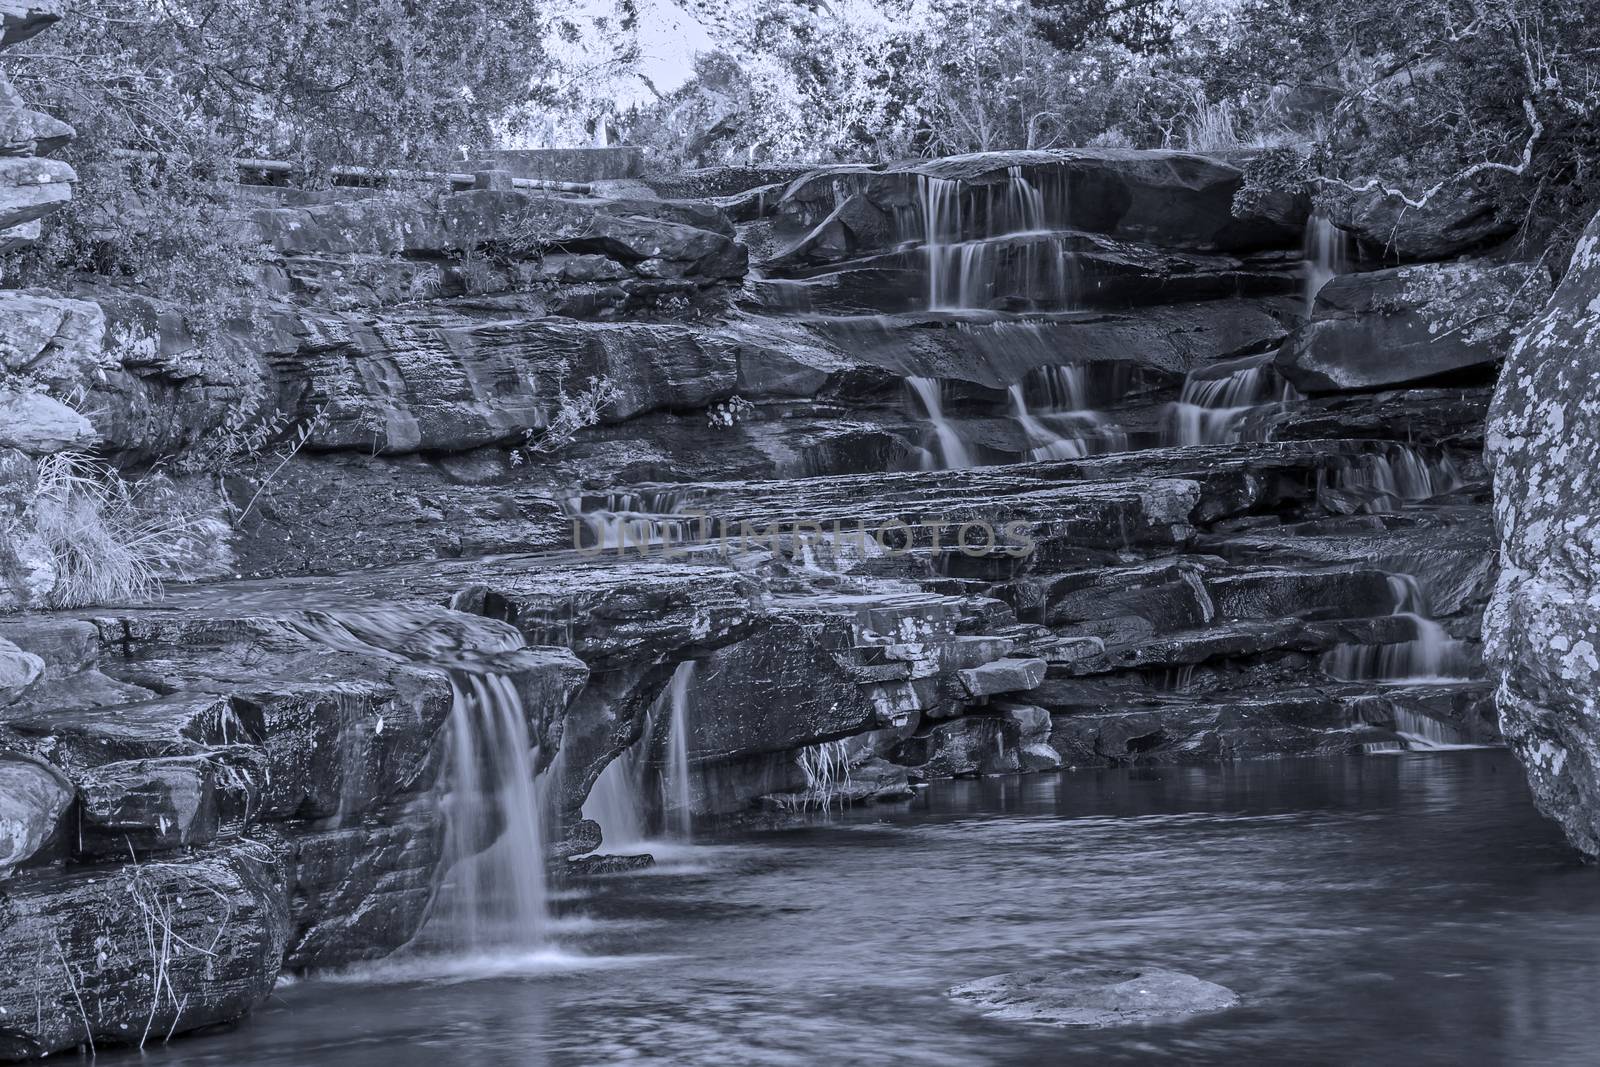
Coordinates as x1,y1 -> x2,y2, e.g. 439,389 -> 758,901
23,452 -> 227,608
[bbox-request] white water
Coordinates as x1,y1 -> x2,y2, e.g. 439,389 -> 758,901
919,168 -> 1072,310
568,491 -> 689,551
1164,354 -> 1300,446
1304,211 -> 1350,310
662,660 -> 698,839
907,376 -> 975,469
1330,446 -> 1462,510
1008,384 -> 1088,461
415,671 -> 550,954
1323,574 -> 1476,685
582,747 -> 648,850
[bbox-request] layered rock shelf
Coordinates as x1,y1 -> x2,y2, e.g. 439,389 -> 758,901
0,22 -> 1547,1049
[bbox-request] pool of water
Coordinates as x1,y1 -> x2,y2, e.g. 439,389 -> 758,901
111,751 -> 1600,1066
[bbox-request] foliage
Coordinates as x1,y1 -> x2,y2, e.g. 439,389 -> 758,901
2,0 -> 553,330
20,453 -> 228,608
511,374 -> 622,463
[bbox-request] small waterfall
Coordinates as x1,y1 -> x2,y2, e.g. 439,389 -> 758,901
661,660 -> 697,838
567,491 -> 690,551
284,607 -> 552,956
581,748 -> 647,850
1304,211 -> 1350,310
918,168 -> 1072,310
424,672 -> 549,952
1328,446 -> 1463,511
907,376 -> 975,469
1323,574 -> 1477,684
1009,384 -> 1088,461
1164,355 -> 1300,446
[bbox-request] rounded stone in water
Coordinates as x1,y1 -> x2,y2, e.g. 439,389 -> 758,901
948,966 -> 1239,1028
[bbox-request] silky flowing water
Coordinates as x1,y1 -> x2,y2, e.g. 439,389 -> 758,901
101,751 -> 1600,1065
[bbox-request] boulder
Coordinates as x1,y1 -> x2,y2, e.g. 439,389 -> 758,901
1328,187 -> 1514,262
0,839 -> 290,1059
0,389 -> 95,453
956,656 -> 1047,698
0,1 -> 63,48
0,751 -> 70,877
949,967 -> 1239,1028
1485,209 -> 1600,856
1277,262 -> 1550,393
0,292 -> 107,389
0,155 -> 73,231
0,634 -> 43,703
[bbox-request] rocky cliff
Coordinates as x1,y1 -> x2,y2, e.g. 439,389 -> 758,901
0,28 -> 1549,1055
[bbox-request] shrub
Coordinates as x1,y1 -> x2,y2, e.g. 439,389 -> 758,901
22,453 -> 228,608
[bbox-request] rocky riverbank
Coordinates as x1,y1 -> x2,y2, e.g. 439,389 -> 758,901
0,1 -> 1569,1053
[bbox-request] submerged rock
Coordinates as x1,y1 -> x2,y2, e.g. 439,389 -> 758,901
1486,208 -> 1600,857
948,966 -> 1239,1028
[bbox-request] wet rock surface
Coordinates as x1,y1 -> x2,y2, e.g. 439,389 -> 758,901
0,130 -> 1515,1056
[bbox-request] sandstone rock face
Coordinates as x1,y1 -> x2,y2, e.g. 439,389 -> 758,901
1486,210 -> 1600,856
1277,262 -> 1550,393
1328,187 -> 1514,262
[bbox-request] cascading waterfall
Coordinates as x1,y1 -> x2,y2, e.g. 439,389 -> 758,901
284,608 -> 552,956
567,491 -> 689,551
423,671 -> 550,953
1328,446 -> 1463,510
1303,210 -> 1350,310
662,659 -> 698,838
918,168 -> 1073,310
907,376 -> 975,469
581,746 -> 647,850
1009,384 -> 1088,461
1323,574 -> 1477,685
1164,354 -> 1300,446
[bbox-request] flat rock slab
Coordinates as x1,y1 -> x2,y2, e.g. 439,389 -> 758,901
948,967 -> 1238,1028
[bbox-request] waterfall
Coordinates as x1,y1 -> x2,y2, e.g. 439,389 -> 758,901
918,167 -> 1072,310
907,376 -> 975,469
1322,574 -> 1476,685
281,608 -> 553,957
1303,211 -> 1350,310
567,491 -> 689,551
581,748 -> 647,850
423,672 -> 549,952
1009,384 -> 1088,461
661,660 -> 698,838
1163,354 -> 1300,446
1329,446 -> 1463,511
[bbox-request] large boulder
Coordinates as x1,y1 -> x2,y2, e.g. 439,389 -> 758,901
0,388 -> 95,452
0,2 -> 66,49
1277,261 -> 1550,393
1486,210 -> 1600,856
0,155 -> 73,231
0,839 -> 290,1059
0,751 -> 70,877
1327,187 -> 1515,263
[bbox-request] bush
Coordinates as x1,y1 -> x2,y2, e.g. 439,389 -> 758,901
22,453 -> 228,608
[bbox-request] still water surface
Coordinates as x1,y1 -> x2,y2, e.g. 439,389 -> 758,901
112,751 -> 1600,1066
